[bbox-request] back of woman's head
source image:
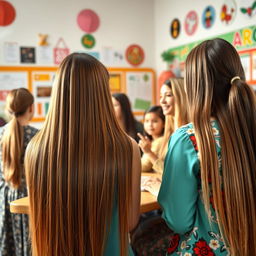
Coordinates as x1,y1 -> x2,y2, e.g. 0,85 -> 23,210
25,53 -> 133,256
185,38 -> 256,255
2,88 -> 33,188
112,92 -> 136,137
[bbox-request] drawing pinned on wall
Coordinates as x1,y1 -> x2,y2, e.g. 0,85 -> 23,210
240,0 -> 256,17
170,19 -> 180,39
184,11 -> 198,36
37,46 -> 53,64
125,44 -> 144,66
53,38 -> 69,65
101,47 -> 125,66
252,51 -> 256,80
0,0 -> 16,26
202,6 -> 216,29
220,0 -> 237,25
20,47 -> 36,63
81,34 -> 96,49
77,9 -> 100,33
4,42 -> 19,63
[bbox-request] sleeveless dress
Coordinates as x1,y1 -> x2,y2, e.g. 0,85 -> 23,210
0,124 -> 38,256
158,121 -> 229,255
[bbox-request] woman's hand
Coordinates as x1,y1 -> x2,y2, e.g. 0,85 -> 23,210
137,133 -> 152,154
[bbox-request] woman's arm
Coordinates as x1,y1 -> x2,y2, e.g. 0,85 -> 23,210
129,138 -> 141,231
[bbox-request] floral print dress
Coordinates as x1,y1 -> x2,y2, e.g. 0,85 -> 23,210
0,124 -> 38,256
158,121 -> 229,256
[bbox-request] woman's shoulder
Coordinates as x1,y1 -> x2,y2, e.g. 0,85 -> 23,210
24,125 -> 39,138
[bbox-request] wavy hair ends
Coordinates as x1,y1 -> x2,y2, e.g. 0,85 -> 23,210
2,88 -> 33,188
185,38 -> 256,255
25,53 -> 133,256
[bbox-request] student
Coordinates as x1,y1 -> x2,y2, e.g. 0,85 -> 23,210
112,93 -> 144,142
139,105 -> 165,172
158,38 -> 256,255
0,88 -> 38,256
138,78 -> 189,174
25,53 -> 141,256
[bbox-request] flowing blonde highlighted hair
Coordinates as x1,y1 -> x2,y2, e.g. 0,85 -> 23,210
160,77 -> 189,158
25,53 -> 133,256
1,88 -> 33,188
185,38 -> 256,255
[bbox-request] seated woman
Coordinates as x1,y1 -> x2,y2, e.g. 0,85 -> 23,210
138,78 -> 189,175
139,105 -> 165,172
0,88 -> 38,256
25,53 -> 141,256
112,93 -> 143,142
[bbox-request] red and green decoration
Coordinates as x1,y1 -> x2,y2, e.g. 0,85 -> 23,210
125,44 -> 144,66
240,1 -> 256,17
81,34 -> 95,49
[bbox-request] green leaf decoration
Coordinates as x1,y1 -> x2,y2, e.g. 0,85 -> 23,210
161,50 -> 175,62
240,7 -> 247,13
252,1 -> 256,9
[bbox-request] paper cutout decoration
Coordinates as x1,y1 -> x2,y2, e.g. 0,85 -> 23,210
220,0 -> 237,25
240,1 -> 256,17
81,34 -> 96,49
0,0 -> 16,26
20,47 -> 36,63
202,6 -> 216,29
170,19 -> 180,39
125,44 -> 144,66
53,38 -> 70,65
38,34 -> 49,46
184,11 -> 198,36
77,9 -> 100,33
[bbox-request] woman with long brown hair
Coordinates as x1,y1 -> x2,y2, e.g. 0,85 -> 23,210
0,88 -> 37,256
158,38 -> 256,255
25,53 -> 141,256
138,78 -> 189,174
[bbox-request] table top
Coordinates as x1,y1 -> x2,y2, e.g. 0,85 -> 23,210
10,191 -> 160,214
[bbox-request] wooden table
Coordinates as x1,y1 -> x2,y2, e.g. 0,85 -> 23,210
10,192 -> 160,214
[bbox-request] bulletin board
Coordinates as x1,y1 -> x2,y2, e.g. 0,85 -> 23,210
0,66 -> 156,122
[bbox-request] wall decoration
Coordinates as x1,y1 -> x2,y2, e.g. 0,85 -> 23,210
20,47 -> 36,63
0,0 -> 16,26
37,46 -> 53,64
125,44 -> 144,66
53,38 -> 69,65
220,0 -> 237,25
77,9 -> 100,33
170,18 -> 180,39
202,6 -> 216,29
81,34 -> 96,49
240,1 -> 256,17
38,34 -> 49,46
184,11 -> 198,36
4,42 -> 19,63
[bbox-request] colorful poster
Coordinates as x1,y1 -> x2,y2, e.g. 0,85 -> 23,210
20,47 -> 36,63
109,74 -> 121,91
31,71 -> 55,119
202,6 -> 216,29
126,72 -> 152,111
184,11 -> 198,36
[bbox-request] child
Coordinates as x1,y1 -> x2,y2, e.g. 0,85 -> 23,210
139,106 -> 165,172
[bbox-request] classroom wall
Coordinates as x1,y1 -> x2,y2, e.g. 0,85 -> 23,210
154,0 -> 256,75
0,0 -> 155,68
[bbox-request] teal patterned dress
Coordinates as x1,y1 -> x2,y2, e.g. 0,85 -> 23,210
158,121 -> 229,256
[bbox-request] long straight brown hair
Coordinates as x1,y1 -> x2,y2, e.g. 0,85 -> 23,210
160,78 -> 189,158
25,53 -> 133,256
185,38 -> 256,255
1,88 -> 34,188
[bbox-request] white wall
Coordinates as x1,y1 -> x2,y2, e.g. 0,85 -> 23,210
0,0 -> 155,68
154,0 -> 256,75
